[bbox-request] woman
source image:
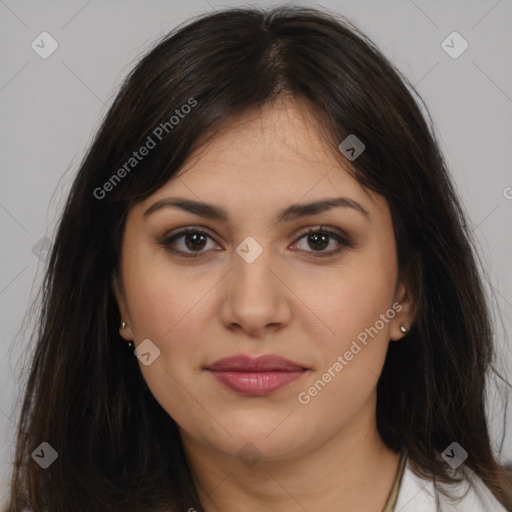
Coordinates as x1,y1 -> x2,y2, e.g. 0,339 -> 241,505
4,5 -> 511,512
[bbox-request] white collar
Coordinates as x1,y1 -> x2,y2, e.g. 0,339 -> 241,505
394,457 -> 507,511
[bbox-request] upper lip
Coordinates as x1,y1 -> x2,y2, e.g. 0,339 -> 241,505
206,354 -> 308,372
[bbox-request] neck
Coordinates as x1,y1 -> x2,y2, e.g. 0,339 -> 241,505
180,394 -> 401,512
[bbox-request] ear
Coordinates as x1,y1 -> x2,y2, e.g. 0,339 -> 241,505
389,281 -> 415,341
111,271 -> 134,341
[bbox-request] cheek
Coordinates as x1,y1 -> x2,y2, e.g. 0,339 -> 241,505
295,248 -> 397,400
121,250 -> 221,388
294,281 -> 395,428
296,258 -> 397,350
123,247 -> 205,341
121,255 -> 213,426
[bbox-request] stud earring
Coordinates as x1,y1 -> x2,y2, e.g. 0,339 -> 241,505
400,324 -> 408,334
119,322 -> 134,350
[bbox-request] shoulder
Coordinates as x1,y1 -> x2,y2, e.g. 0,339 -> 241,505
394,456 -> 508,511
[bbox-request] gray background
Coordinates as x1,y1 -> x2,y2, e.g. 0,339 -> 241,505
1,0 -> 511,505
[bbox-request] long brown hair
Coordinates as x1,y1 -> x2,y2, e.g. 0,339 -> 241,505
5,6 -> 512,511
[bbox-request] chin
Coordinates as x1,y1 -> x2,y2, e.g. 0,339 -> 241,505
219,418 -> 311,459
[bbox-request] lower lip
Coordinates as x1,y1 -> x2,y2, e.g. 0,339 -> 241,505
207,370 -> 306,396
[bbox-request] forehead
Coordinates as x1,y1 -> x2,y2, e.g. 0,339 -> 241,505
179,98 -> 342,178
135,98 -> 385,223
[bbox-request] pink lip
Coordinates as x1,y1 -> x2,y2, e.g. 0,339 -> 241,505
206,355 -> 308,396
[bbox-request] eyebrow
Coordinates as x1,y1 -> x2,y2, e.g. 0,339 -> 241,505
143,196 -> 371,223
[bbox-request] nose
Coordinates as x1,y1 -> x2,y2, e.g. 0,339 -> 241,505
219,241 -> 292,337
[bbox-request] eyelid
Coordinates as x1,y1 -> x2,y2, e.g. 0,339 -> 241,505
294,225 -> 352,244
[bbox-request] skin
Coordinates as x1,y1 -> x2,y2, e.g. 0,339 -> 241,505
114,97 -> 414,512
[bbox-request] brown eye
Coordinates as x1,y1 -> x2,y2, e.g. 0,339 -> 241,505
292,227 -> 353,257
304,232 -> 330,251
182,232 -> 208,251
160,229 -> 220,258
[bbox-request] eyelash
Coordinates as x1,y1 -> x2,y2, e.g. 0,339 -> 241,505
159,226 -> 354,259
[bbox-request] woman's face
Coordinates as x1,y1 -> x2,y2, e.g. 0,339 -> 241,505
114,98 -> 412,463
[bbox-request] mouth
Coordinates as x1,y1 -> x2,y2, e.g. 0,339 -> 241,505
205,354 -> 309,396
